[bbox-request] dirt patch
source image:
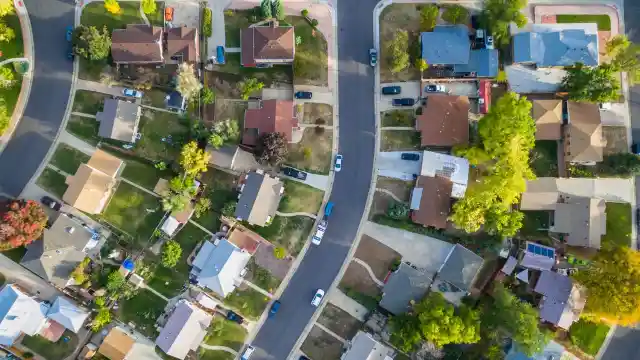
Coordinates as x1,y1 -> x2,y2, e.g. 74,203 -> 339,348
602,126 -> 628,155
368,191 -> 395,220
382,109 -> 415,127
379,4 -> 422,82
317,303 -> 363,340
339,262 -> 382,297
376,176 -> 413,202
380,130 -> 421,151
355,235 -> 401,281
302,103 -> 333,125
253,242 -> 292,280
206,99 -> 248,129
301,326 -> 345,360
286,128 -> 333,174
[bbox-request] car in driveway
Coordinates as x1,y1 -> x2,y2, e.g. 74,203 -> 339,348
123,88 -> 142,98
381,86 -> 401,95
283,166 -> 307,180
424,84 -> 446,93
392,98 -> 415,107
269,300 -> 281,318
41,196 -> 62,211
226,310 -> 244,324
401,153 -> 420,161
295,91 -> 312,99
334,154 -> 343,172
369,48 -> 377,66
66,26 -> 73,42
311,289 -> 325,307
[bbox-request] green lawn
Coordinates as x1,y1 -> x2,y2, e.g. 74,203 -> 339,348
223,287 -> 270,320
382,110 -> 415,127
81,2 -> 145,30
195,168 -> 238,232
132,110 -> 189,162
210,53 -> 293,87
50,143 -> 90,174
36,168 -> 69,198
72,90 -> 108,114
569,319 -> 610,356
198,350 -> 235,360
98,144 -> 176,190
250,215 -> 315,256
371,214 -> 449,241
339,286 -> 381,311
530,141 -> 558,177
556,14 -> 611,31
205,316 -> 248,351
247,259 -> 281,294
380,130 -> 421,151
288,16 -> 328,86
101,182 -> 163,241
66,115 -> 100,145
286,129 -> 333,175
278,180 -> 323,214
0,14 -> 24,123
519,211 -> 553,244
117,288 -> 166,338
21,330 -> 78,360
1,246 -> 26,262
224,9 -> 252,47
142,88 -> 169,108
602,202 -> 632,247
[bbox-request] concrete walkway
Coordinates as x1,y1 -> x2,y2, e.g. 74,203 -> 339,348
314,322 -> 347,344
352,258 -> 384,286
189,219 -> 215,236
59,130 -> 97,156
199,344 -> 239,355
276,211 -> 317,219
242,279 -> 273,298
75,79 -> 132,99
142,283 -> 169,301
281,171 -> 329,191
380,126 -> 414,130
71,111 -> 97,118
327,288 -> 369,322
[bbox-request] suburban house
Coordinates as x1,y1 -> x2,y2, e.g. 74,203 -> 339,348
21,213 -> 104,289
159,180 -> 200,237
235,170 -> 284,227
227,227 -> 262,254
190,239 -> 251,297
111,25 -> 164,64
242,99 -> 298,146
420,150 -> 470,198
379,262 -> 434,315
420,25 -> 498,77
409,175 -> 452,229
46,297 -> 89,333
532,99 -> 563,141
416,95 -> 470,147
166,91 -> 187,113
533,270 -> 587,330
156,300 -> 213,360
98,327 -> 135,360
340,331 -> 396,360
166,26 -> 199,63
505,64 -> 566,94
432,244 -> 484,305
0,284 -> 47,346
512,23 -> 599,67
564,101 -> 604,164
206,144 -> 260,173
96,99 -> 142,143
62,149 -> 125,214
240,21 -> 295,67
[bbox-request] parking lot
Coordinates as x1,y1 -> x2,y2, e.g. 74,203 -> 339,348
376,151 -> 422,180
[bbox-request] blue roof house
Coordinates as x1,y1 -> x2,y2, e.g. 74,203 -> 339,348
453,49 -> 499,77
513,29 -> 599,67
420,25 -> 470,65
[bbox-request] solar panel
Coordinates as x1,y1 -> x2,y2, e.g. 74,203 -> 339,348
526,242 -> 555,259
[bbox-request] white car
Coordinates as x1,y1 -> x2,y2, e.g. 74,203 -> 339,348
241,346 -> 255,360
424,84 -> 446,93
311,289 -> 325,307
334,154 -> 343,172
311,220 -> 327,245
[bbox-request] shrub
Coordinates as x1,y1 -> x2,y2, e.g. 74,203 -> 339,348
162,240 -> 182,268
387,202 -> 409,219
273,247 -> 286,259
23,353 -> 33,359
202,8 -> 212,38
303,147 -> 312,160
301,9 -> 309,17
311,18 -> 318,27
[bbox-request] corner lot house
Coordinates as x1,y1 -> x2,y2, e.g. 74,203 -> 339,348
379,262 -> 434,315
242,99 -> 298,147
416,95 -> 470,147
532,99 -> 563,141
190,239 -> 251,297
235,170 -> 284,227
564,102 -> 604,164
62,149 -> 124,214
111,25 -> 164,64
341,331 -> 396,360
21,213 -> 104,288
97,99 -> 142,143
166,26 -> 199,63
534,270 -> 586,330
0,284 -> 47,346
513,24 -> 599,67
156,299 -> 213,359
241,21 -> 295,67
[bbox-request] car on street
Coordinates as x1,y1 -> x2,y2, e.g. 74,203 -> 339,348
269,300 -> 281,318
295,91 -> 313,99
485,35 -> 494,49
283,166 -> 307,180
311,220 -> 327,245
424,84 -> 446,93
381,86 -> 401,95
334,154 -> 343,172
226,310 -> 244,324
241,346 -> 255,360
632,143 -> 640,155
311,289 -> 325,307
401,153 -> 420,161
392,98 -> 415,107
123,88 -> 142,98
67,44 -> 75,60
66,26 -> 73,42
41,196 -> 62,211
369,48 -> 377,66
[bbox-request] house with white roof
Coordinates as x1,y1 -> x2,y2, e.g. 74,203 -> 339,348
46,297 -> 89,333
420,150 -> 469,199
190,239 -> 251,297
155,300 -> 212,359
0,284 -> 47,346
341,331 -> 396,360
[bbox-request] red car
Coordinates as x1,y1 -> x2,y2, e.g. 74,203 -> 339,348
164,7 -> 174,22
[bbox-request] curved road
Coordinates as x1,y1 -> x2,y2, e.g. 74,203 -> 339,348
250,0 -> 378,358
0,0 -> 75,197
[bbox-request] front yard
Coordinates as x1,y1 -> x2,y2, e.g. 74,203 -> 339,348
246,259 -> 281,294
223,286 -> 270,320
286,128 -> 333,174
301,103 -> 333,125
81,2 -> 146,30
379,4 -> 422,82
205,316 -> 248,351
207,53 -> 293,94
556,14 -> 611,31
530,141 -> 559,177
569,319 -> 610,356
49,143 -> 90,175
36,168 -> 68,198
339,262 -> 382,310
603,202 -> 632,247
288,16 -> 329,86
223,9 -> 252,47
301,325 -> 345,360
251,215 -> 314,256
279,180 -> 323,214
21,330 -> 78,360
381,109 -> 416,127
72,90 -> 108,114
380,130 -> 421,151
354,234 -> 401,281
66,115 -> 100,145
317,303 -> 363,340
117,288 -> 167,338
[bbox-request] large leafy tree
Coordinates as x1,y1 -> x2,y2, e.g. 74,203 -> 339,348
442,5 -> 469,25
0,22 -> 14,42
73,25 -> 112,61
180,141 -> 210,176
91,308 -> 111,332
141,0 -> 157,15
237,77 -> 264,100
106,271 -> 125,293
573,246 -> 640,325
419,4 -> 439,32
162,240 -> 182,268
451,92 -> 535,236
104,0 -> 121,14
176,62 -> 202,100
386,29 -> 410,74
0,0 -> 13,17
208,119 -> 240,149
561,63 -> 620,103
0,200 -> 48,250
481,0 -> 527,47
255,132 -> 288,166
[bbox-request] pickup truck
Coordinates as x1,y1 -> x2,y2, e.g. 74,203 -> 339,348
311,202 -> 334,245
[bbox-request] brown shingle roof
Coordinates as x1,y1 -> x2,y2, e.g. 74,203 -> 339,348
241,25 -> 295,66
166,26 -> 199,62
416,95 -> 470,147
112,25 -> 163,64
564,102 -> 604,163
410,176 -> 452,229
98,328 -> 135,360
532,99 -> 562,140
242,100 -> 297,146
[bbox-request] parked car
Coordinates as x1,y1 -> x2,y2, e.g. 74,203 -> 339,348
216,46 -> 226,64
311,220 -> 327,245
41,196 -> 62,211
283,166 -> 308,180
311,289 -> 325,307
633,143 -> 640,155
369,48 -> 377,66
226,310 -> 244,324
66,26 -> 73,42
67,44 -> 75,61
123,88 -> 142,98
334,154 -> 343,172
401,153 -> 420,161
269,300 -> 281,318
295,91 -> 313,99
381,86 -> 401,95
241,346 -> 255,360
424,84 -> 446,93
485,35 -> 494,49
164,7 -> 174,22
392,98 -> 415,107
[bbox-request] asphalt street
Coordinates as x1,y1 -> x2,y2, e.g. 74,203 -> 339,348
0,0 -> 74,197
249,0 -> 378,358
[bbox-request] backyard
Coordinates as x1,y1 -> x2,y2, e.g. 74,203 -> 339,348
21,330 -> 78,360
569,319 -> 610,356
49,143 -> 90,175
379,4 -> 421,82
381,109 -> 415,127
0,14 -> 24,118
602,202 -> 632,247
286,128 -> 333,174
196,168 -> 238,232
66,115 -> 100,145
132,110 -> 190,162
205,316 -> 248,351
223,9 -> 252,47
98,145 -> 176,190
117,288 -> 167,338
251,215 -> 314,256
518,210 -> 553,245
36,168 -> 68,198
208,53 -> 293,92
530,141 -> 559,177
278,180 -> 324,214
380,130 -> 421,151
223,286 -> 270,320
72,90 -> 108,114
288,16 -> 329,86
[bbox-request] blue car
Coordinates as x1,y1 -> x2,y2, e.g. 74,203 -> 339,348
66,26 -> 73,42
269,300 -> 281,318
123,88 -> 142,98
216,46 -> 225,64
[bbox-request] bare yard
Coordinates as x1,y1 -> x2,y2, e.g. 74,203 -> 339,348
286,128 -> 333,174
376,176 -> 413,202
379,4 -> 422,82
301,326 -> 345,360
368,191 -> 395,220
380,130 -> 421,151
602,126 -> 628,155
212,99 -> 248,128
355,235 -> 401,280
301,103 -> 333,125
317,303 -> 363,340
382,109 -> 416,127
339,262 -> 382,297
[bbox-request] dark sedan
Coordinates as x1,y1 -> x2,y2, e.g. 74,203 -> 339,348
294,91 -> 312,99
283,166 -> 308,180
401,153 -> 420,161
381,86 -> 401,95
392,98 -> 415,107
226,310 -> 245,324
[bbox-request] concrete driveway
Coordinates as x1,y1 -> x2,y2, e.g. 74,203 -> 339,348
293,85 -> 333,105
376,151 -> 421,181
262,87 -> 293,101
0,253 -> 63,302
423,80 -> 479,98
378,81 -> 420,112
281,169 -> 329,191
167,0 -> 200,28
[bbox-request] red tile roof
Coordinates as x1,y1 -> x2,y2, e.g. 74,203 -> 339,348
416,95 -> 470,147
241,25 -> 295,66
166,26 -> 199,63
242,100 -> 297,146
111,25 -> 164,64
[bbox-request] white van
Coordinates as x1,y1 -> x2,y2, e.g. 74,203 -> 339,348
241,346 -> 255,360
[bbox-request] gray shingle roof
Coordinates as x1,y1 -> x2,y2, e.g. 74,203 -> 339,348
534,270 -> 586,329
234,171 -> 283,226
97,99 -> 141,143
420,25 -> 470,65
379,263 -> 434,315
513,29 -> 598,67
437,244 -> 483,292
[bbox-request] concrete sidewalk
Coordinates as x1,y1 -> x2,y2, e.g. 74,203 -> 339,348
327,288 -> 369,322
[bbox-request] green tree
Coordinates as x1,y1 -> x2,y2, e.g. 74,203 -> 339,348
595,153 -> 640,177
0,22 -> 14,42
419,4 -> 439,32
301,9 -> 309,17
386,30 -> 410,74
273,246 -> 286,259
221,201 -> 236,217
176,62 -> 203,99
91,308 -> 111,332
606,34 -> 630,57
202,8 -> 212,37
201,87 -> 215,105
237,77 -> 264,100
71,258 -> 91,285
141,0 -> 156,14
609,41 -> 640,84
106,271 -> 125,293
562,63 -> 620,103
162,240 -> 182,268
0,100 -> 9,136
260,0 -> 272,19
162,192 -> 190,212
415,58 -> 428,72
208,133 -> 224,148
194,197 -> 212,218
73,25 -> 112,61
255,132 -> 288,166
94,296 -> 106,308
387,202 -> 409,219
442,5 -> 469,24
180,141 -> 210,176
272,0 -> 285,20
481,0 -> 527,47
0,66 -> 15,89
0,0 -> 14,17
389,314 -> 422,353
104,0 -> 121,14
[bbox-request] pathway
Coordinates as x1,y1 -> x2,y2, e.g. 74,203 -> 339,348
242,279 -> 273,298
276,211 -> 317,219
140,104 -> 179,114
75,79 -> 132,99
0,57 -> 29,68
375,188 -> 405,203
352,258 -> 384,286
313,322 -> 347,344
71,111 -> 96,118
59,130 -> 97,156
188,219 -> 215,236
380,126 -> 414,130
199,344 -> 239,355
327,288 -> 368,322
142,283 -> 169,301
